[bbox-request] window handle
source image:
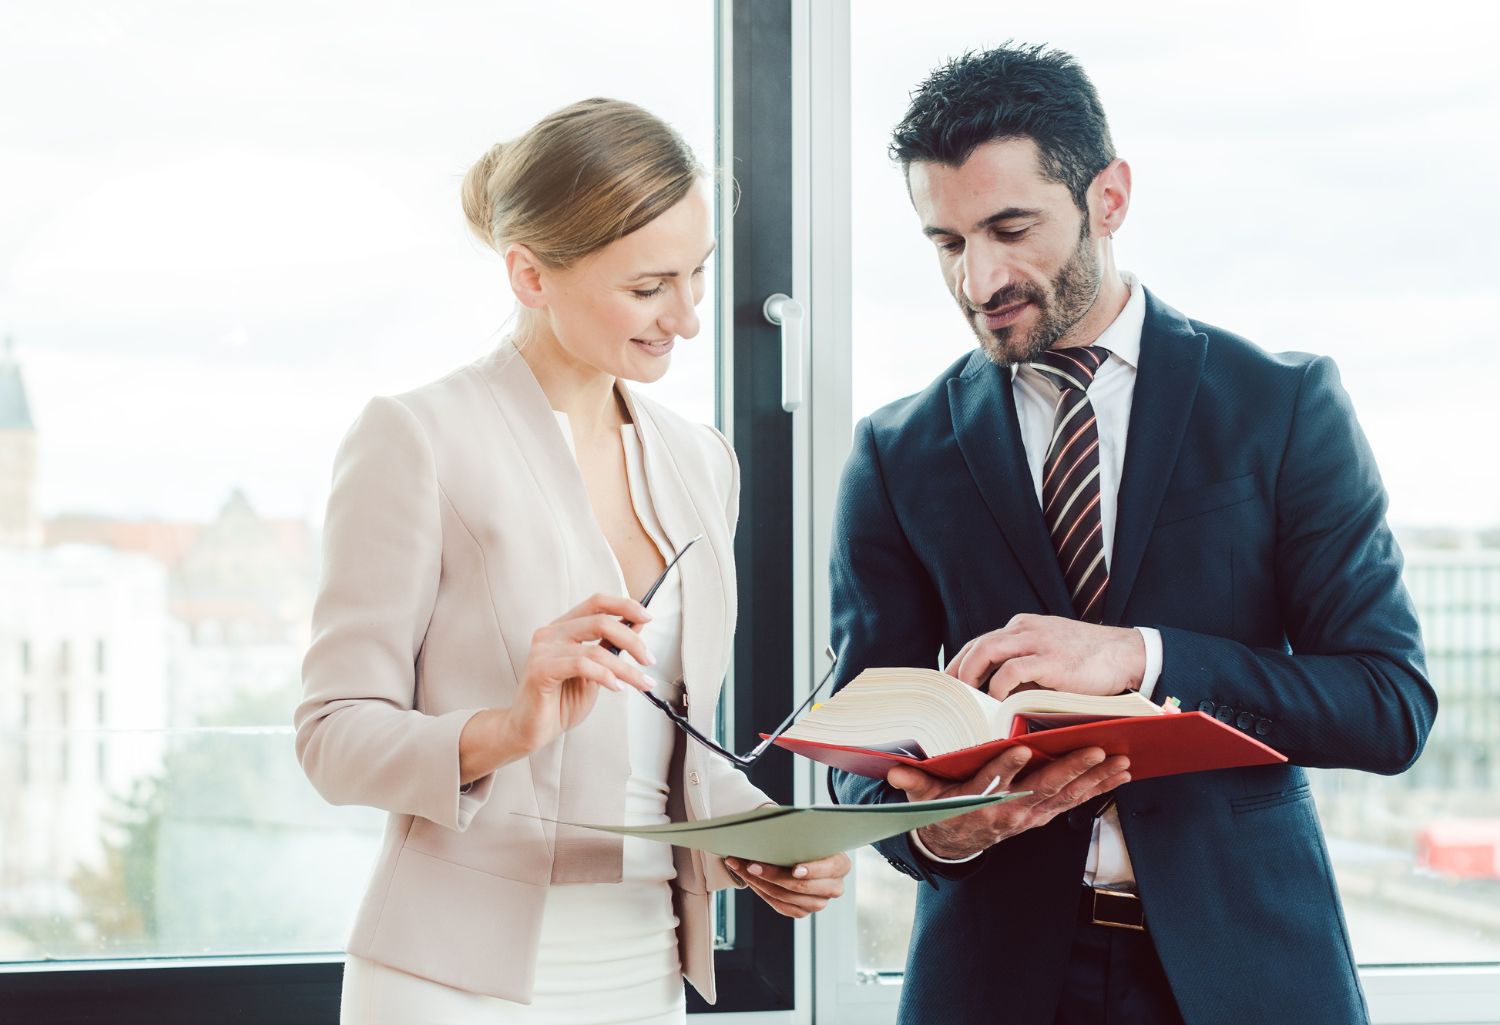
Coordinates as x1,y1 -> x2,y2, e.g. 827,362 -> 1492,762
762,292 -> 805,412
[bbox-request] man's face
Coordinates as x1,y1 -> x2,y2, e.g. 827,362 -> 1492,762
909,138 -> 1101,365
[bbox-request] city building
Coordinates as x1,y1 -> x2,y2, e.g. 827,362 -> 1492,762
0,336 -> 40,549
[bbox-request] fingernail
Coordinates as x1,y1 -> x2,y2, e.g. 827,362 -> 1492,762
793,865 -> 808,879
605,675 -> 624,692
726,858 -> 739,869
1012,748 -> 1032,765
748,863 -> 763,876
643,650 -> 657,666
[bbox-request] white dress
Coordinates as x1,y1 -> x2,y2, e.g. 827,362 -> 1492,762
340,417 -> 688,1025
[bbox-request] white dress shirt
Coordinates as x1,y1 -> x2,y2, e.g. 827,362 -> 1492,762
911,273 -> 1161,888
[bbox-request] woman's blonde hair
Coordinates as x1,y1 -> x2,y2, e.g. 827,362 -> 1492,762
461,98 -> 704,269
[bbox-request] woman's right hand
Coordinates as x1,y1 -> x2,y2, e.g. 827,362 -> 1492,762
464,594 -> 658,777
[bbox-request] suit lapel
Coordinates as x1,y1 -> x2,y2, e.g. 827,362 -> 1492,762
1104,291 -> 1207,624
949,353 -> 1074,616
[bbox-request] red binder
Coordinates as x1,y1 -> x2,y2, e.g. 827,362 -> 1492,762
769,711 -> 1286,783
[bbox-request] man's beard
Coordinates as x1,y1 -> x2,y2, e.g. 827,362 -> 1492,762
962,223 -> 1102,366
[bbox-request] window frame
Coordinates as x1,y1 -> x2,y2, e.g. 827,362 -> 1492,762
799,3 -> 1500,1024
687,0 -> 808,1014
5,3 -> 1497,1022
0,1 -> 806,1019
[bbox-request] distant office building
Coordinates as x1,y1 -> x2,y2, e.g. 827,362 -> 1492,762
0,545 -> 170,935
40,491 -> 318,726
1402,546 -> 1500,792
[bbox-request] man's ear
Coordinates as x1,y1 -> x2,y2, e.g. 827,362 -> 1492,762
504,243 -> 548,309
1091,158 -> 1132,238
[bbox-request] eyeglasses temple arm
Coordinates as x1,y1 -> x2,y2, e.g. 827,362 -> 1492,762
740,657 -> 839,761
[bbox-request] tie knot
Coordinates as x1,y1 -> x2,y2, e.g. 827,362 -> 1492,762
1028,346 -> 1110,393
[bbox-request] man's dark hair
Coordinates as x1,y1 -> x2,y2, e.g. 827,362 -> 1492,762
891,43 -> 1116,212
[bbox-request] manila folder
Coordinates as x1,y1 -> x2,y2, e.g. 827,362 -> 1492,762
541,791 -> 1025,867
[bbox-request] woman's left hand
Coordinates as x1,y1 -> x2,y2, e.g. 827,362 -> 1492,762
724,852 -> 851,918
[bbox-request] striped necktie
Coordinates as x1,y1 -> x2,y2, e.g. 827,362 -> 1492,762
1027,346 -> 1111,623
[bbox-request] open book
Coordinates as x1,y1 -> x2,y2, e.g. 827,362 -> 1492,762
771,666 -> 1284,782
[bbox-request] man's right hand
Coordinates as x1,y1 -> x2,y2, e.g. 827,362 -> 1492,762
888,746 -> 1131,860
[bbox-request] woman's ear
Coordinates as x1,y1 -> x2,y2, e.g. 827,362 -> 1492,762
504,244 -> 547,309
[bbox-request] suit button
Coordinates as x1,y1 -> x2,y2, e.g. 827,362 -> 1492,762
1236,711 -> 1255,731
1215,706 -> 1235,723
688,771 -> 701,786
1197,700 -> 1216,715
1255,719 -> 1271,737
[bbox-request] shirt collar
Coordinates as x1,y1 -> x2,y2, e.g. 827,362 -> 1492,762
1008,271 -> 1145,380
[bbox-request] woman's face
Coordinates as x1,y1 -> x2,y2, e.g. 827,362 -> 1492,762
534,182 -> 714,384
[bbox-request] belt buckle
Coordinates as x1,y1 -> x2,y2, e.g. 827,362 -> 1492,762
1090,887 -> 1146,932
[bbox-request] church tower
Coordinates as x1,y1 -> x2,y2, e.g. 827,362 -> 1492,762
0,335 -> 41,548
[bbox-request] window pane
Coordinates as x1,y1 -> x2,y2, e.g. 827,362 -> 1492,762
849,0 -> 1500,975
0,0 -> 716,963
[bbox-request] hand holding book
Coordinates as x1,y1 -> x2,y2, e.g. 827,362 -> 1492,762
890,743 -> 1130,860
770,662 -> 1283,860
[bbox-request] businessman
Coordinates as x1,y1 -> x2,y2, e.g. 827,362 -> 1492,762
829,44 -> 1436,1025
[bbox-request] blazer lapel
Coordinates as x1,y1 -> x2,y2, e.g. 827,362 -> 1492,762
948,352 -> 1074,616
1104,291 -> 1207,624
619,392 -> 728,753
477,342 -> 632,875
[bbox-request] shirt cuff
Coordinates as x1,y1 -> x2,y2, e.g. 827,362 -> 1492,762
908,827 -> 982,865
1135,626 -> 1163,702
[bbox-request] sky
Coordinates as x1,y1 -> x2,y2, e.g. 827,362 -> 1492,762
1,0 -> 1497,529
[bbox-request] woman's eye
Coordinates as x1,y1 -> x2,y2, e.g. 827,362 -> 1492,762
632,284 -> 666,299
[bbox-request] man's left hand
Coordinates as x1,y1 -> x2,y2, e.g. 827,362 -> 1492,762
725,852 -> 850,918
946,614 -> 1145,699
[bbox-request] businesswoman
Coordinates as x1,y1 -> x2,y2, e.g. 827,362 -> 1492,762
295,98 -> 849,1025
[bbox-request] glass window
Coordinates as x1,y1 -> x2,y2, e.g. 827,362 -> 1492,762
0,1 -> 717,966
849,0 -> 1500,975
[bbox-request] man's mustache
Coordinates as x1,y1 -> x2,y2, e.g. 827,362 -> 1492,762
961,284 -> 1046,317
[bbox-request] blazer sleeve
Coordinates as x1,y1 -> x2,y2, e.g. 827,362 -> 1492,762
294,396 -> 494,832
826,417 -> 979,886
1153,355 -> 1437,774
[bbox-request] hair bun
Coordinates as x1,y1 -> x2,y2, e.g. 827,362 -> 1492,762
460,140 -> 507,246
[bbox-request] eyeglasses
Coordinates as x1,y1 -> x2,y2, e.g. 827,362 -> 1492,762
605,535 -> 837,768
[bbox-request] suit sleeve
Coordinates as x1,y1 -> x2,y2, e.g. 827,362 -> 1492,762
1154,356 -> 1436,773
827,417 -> 983,886
294,396 -> 494,831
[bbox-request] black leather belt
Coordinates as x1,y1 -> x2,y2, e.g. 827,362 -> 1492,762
1079,885 -> 1146,932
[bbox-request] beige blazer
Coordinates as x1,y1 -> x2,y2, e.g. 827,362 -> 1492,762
295,340 -> 771,1004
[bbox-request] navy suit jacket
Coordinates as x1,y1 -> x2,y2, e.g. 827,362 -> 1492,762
829,291 -> 1436,1025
